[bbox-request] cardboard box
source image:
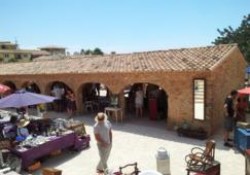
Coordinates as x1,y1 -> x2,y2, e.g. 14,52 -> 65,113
42,168 -> 62,175
237,122 -> 250,129
50,149 -> 62,156
27,161 -> 41,172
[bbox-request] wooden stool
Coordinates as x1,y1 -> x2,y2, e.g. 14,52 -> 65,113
42,168 -> 62,175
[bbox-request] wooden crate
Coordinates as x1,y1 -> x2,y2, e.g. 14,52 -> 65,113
50,149 -> 62,156
27,161 -> 41,172
42,168 -> 62,175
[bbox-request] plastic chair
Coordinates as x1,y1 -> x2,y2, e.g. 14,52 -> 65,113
84,101 -> 94,112
185,140 -> 216,170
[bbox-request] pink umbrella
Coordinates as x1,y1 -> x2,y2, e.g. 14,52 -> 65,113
0,83 -> 10,94
237,87 -> 250,95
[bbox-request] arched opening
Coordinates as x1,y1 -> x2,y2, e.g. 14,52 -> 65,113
122,82 -> 168,121
2,81 -> 16,94
22,81 -> 41,93
47,81 -> 74,113
80,82 -> 112,113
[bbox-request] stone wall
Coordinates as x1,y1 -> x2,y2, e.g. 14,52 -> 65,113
211,47 -> 247,134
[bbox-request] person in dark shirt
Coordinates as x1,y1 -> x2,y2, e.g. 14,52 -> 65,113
223,90 -> 238,147
2,115 -> 18,140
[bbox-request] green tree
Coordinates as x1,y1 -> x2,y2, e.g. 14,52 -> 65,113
213,14 -> 250,63
93,48 -> 104,55
79,48 -> 104,55
84,49 -> 93,55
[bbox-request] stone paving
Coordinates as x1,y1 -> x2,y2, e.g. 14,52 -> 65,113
22,111 -> 244,175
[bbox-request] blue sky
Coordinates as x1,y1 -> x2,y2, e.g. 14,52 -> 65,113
1,0 -> 250,54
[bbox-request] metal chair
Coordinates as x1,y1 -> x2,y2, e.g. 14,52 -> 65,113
116,162 -> 140,175
84,101 -> 94,112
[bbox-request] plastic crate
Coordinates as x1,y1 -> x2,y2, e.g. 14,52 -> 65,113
236,128 -> 250,152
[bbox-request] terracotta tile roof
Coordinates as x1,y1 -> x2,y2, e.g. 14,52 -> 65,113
0,44 -> 238,75
0,49 -> 38,54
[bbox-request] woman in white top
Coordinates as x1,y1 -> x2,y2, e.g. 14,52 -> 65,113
135,86 -> 144,118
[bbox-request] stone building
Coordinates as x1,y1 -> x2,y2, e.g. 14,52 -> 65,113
0,43 -> 247,135
0,41 -> 49,62
39,46 -> 66,56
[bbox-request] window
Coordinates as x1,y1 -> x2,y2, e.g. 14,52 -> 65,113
194,79 -> 205,120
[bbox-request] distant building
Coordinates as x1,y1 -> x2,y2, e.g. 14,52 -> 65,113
0,41 -> 49,63
39,46 -> 66,56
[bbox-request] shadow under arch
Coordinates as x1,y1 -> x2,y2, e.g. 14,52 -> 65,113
120,82 -> 169,122
21,81 -> 41,93
2,80 -> 17,93
44,81 -> 75,112
78,82 -> 113,114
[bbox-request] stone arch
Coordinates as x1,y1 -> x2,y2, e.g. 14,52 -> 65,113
44,81 -> 74,95
44,80 -> 74,112
77,81 -> 113,113
2,80 -> 17,93
118,81 -> 169,122
21,81 -> 41,93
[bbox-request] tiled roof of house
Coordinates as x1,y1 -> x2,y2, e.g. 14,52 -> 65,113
0,49 -> 39,54
0,44 -> 239,75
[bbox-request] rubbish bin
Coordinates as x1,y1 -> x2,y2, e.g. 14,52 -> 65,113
155,147 -> 170,175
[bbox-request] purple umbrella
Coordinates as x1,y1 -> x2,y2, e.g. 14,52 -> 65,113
0,90 -> 57,108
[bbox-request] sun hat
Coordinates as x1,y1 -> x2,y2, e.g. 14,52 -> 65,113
95,112 -> 107,122
17,118 -> 30,128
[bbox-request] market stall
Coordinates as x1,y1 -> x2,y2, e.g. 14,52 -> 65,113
12,130 -> 83,170
0,110 -> 90,172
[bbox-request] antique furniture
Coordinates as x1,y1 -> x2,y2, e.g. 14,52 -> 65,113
185,140 -> 216,171
105,107 -> 123,123
186,160 -> 220,175
84,101 -> 99,112
42,167 -> 62,175
113,162 -> 140,175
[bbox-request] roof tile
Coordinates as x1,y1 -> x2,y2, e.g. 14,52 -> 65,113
0,44 -> 238,75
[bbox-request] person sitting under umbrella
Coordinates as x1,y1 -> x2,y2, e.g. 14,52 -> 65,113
16,118 -> 30,141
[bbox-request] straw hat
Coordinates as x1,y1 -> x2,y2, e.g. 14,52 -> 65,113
95,112 -> 107,122
17,118 -> 30,128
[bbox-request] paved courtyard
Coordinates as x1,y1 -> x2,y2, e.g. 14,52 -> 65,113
23,111 -> 245,175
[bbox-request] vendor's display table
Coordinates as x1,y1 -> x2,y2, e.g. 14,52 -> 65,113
11,131 -> 89,170
105,107 -> 123,123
